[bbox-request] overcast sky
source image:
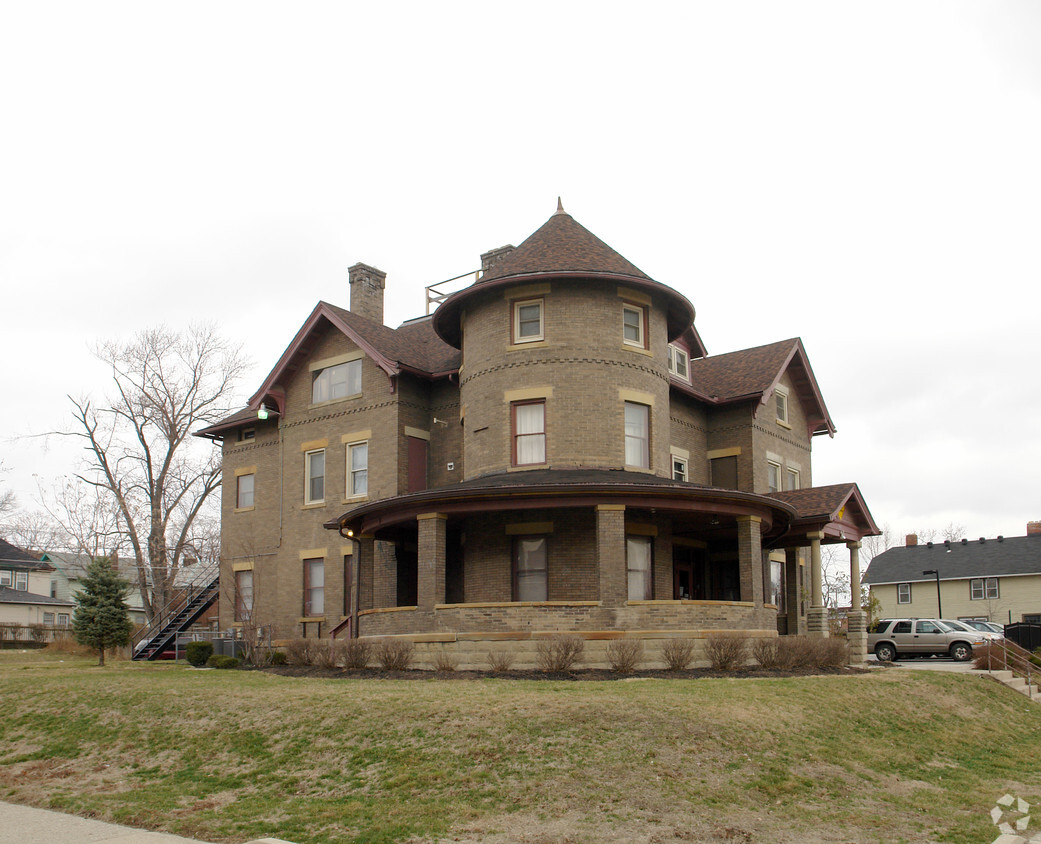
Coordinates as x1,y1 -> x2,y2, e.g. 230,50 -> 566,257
2,1 -> 1039,546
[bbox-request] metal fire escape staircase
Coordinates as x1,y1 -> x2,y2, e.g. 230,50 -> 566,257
131,561 -> 220,661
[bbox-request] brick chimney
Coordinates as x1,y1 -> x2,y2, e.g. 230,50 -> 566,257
348,263 -> 387,324
1028,521 -> 1041,537
905,533 -> 918,547
480,244 -> 515,276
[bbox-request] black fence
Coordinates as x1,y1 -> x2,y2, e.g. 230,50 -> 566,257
1004,623 -> 1041,653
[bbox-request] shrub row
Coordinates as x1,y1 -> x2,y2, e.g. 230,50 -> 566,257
265,634 -> 848,673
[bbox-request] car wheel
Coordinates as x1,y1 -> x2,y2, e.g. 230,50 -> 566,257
875,642 -> 897,662
949,642 -> 972,662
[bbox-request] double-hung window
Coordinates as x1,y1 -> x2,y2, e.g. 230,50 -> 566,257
512,401 -> 546,466
624,402 -> 650,469
14,571 -> 27,591
672,456 -> 688,482
786,468 -> 800,491
513,299 -> 544,344
897,582 -> 911,604
668,344 -> 688,379
622,304 -> 647,348
775,386 -> 790,426
304,559 -> 325,616
237,473 -> 255,509
627,535 -> 653,600
43,612 -> 55,625
346,441 -> 368,498
57,613 -> 70,626
312,359 -> 362,404
235,570 -> 254,622
513,536 -> 548,601
0,570 -> 10,587
970,578 -> 998,600
767,461 -> 781,493
305,449 -> 325,504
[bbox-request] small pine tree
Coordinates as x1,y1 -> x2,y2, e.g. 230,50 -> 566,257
73,557 -> 133,666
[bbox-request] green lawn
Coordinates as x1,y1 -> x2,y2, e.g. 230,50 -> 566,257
0,651 -> 1039,843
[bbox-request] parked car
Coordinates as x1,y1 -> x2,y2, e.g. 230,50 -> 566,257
868,618 -> 988,662
940,619 -> 1004,642
960,619 -> 1005,635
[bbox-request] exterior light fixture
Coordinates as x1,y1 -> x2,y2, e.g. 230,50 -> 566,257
257,404 -> 280,421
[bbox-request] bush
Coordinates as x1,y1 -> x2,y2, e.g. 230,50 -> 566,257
812,638 -> 849,669
704,634 -> 748,670
433,649 -> 459,672
267,650 -> 287,666
185,641 -> 214,667
342,639 -> 372,670
375,639 -> 414,671
661,638 -> 696,671
973,640 -> 1033,672
486,650 -> 515,673
754,636 -> 849,670
29,625 -> 48,644
285,639 -> 320,666
313,640 -> 345,670
607,639 -> 643,673
535,635 -> 584,673
207,654 -> 240,669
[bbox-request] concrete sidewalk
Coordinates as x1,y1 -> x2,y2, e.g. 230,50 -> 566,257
0,801 -> 294,844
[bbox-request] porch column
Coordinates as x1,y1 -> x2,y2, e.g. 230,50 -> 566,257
373,540 -> 397,609
784,547 -> 802,635
736,515 -> 764,606
357,535 -> 375,612
596,504 -> 627,607
807,531 -> 827,637
417,513 -> 447,612
847,540 -> 867,664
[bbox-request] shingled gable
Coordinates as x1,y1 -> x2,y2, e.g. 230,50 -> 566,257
197,302 -> 461,437
433,202 -> 696,348
769,482 -> 879,544
682,338 -> 836,438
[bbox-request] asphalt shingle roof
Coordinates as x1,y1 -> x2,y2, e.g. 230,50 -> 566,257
0,538 -> 50,571
863,535 -> 1041,584
323,305 -> 461,374
0,585 -> 73,606
479,207 -> 650,283
686,339 -> 796,401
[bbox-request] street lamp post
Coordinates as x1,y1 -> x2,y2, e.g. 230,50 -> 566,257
922,569 -> 942,618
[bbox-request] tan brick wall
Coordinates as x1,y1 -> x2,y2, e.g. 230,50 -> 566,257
459,280 -> 672,480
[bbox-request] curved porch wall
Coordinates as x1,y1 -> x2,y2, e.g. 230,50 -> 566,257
358,601 -> 777,637
459,280 -> 672,480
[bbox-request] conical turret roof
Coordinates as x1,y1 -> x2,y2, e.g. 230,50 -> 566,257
480,200 -> 650,282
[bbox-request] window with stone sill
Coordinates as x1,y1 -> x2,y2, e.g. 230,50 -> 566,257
622,304 -> 647,349
624,402 -> 650,469
775,386 -> 790,426
235,570 -> 254,622
312,359 -> 361,404
237,473 -> 255,509
304,558 -> 325,616
512,299 -> 544,344
305,449 -> 325,505
346,441 -> 368,498
786,468 -> 800,491
767,461 -> 781,493
512,400 -> 546,466
672,455 -> 688,482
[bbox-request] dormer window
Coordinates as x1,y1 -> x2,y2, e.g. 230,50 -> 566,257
312,359 -> 362,404
622,304 -> 647,348
668,344 -> 688,380
774,386 -> 790,427
513,299 -> 544,344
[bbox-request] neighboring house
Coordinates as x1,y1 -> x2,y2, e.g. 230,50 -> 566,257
198,203 -> 878,665
39,552 -> 149,626
863,523 -> 1041,624
0,538 -> 74,627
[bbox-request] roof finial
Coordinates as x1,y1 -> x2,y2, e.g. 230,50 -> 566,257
554,196 -> 566,215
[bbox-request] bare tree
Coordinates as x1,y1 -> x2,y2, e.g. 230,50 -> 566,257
0,462 -> 15,522
50,324 -> 244,623
940,521 -> 967,543
2,509 -> 63,556
820,545 -> 852,609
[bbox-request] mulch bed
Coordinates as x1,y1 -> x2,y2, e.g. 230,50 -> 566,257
262,665 -> 871,681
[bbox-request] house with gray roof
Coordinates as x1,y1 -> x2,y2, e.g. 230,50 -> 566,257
0,538 -> 74,629
39,551 -> 148,626
862,522 -> 1041,624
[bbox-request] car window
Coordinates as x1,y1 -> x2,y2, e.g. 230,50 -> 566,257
916,621 -> 941,634
942,620 -> 969,631
892,621 -> 912,633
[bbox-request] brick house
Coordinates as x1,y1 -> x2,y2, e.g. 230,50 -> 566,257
863,523 -> 1041,624
199,203 -> 879,667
